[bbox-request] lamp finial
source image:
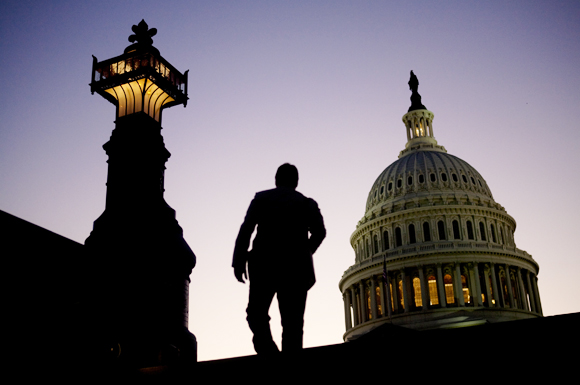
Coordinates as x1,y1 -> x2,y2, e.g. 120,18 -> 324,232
128,19 -> 157,46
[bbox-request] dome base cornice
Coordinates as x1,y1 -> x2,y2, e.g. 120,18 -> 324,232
342,308 -> 541,341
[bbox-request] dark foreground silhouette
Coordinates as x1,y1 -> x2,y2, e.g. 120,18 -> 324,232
233,163 -> 326,354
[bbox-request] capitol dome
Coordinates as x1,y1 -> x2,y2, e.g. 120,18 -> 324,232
339,72 -> 542,340
365,150 -> 495,216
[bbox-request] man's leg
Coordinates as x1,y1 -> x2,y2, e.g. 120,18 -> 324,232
277,287 -> 308,353
246,281 -> 279,354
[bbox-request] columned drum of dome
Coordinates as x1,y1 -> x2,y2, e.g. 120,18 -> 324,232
339,72 -> 542,341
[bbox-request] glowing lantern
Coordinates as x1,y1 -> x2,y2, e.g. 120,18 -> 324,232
90,19 -> 188,123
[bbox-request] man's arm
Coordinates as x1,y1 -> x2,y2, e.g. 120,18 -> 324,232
232,197 -> 259,283
307,199 -> 326,254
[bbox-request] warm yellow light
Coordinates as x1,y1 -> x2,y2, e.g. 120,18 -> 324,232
104,78 -> 175,122
428,278 -> 439,305
413,277 -> 422,307
414,121 -> 425,137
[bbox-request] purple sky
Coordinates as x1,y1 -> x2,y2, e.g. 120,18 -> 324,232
1,1 -> 579,361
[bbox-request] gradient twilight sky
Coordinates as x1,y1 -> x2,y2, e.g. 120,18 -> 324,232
1,1 -> 579,361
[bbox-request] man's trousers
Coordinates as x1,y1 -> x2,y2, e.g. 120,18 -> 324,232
246,279 -> 308,354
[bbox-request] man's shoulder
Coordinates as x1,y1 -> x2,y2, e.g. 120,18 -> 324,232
253,188 -> 319,209
254,188 -> 277,198
255,187 -> 308,199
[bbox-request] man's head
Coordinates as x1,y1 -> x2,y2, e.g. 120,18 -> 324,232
275,163 -> 299,189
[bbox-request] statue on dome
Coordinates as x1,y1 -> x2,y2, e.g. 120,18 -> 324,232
408,70 -> 427,112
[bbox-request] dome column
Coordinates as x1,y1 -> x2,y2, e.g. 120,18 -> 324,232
471,263 -> 483,307
526,271 -> 537,313
490,263 -> 500,307
436,264 -> 446,308
498,267 -> 507,307
532,275 -> 543,315
418,266 -> 429,310
350,287 -> 359,326
370,277 -> 379,319
401,270 -> 411,313
359,281 -> 368,323
517,267 -> 529,311
505,264 -> 515,308
381,276 -> 392,317
454,264 -> 465,306
343,291 -> 352,330
482,265 -> 493,307
391,273 -> 400,313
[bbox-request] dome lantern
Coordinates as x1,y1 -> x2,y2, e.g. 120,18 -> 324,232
399,71 -> 446,158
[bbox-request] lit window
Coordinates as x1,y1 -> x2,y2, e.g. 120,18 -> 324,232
415,119 -> 425,137
398,279 -> 405,310
428,276 -> 439,305
413,277 -> 422,307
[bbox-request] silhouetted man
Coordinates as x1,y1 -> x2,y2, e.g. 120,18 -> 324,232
233,163 -> 326,354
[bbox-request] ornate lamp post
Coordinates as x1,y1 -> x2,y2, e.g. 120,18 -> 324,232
85,20 -> 196,368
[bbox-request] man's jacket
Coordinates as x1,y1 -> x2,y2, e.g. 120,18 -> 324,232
233,187 -> 326,290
